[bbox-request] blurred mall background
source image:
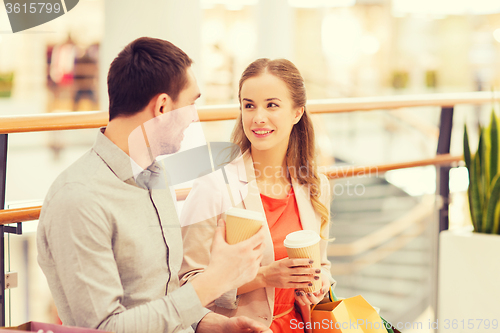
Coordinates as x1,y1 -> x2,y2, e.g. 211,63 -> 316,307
1,0 -> 500,330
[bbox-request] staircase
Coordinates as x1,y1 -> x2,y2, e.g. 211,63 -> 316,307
327,173 -> 436,325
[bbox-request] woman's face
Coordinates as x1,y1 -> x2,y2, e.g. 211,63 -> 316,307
240,73 -> 303,155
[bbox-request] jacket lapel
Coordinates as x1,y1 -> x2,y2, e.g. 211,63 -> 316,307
292,179 -> 320,234
238,152 -> 274,262
238,152 -> 260,211
236,151 -> 275,318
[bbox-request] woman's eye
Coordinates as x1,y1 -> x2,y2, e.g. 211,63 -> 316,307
244,103 -> 254,109
268,102 -> 278,108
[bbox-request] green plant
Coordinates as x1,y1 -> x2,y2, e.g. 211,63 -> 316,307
0,72 -> 14,98
464,110 -> 500,234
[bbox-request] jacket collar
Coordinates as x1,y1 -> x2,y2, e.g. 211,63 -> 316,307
292,178 -> 318,232
238,150 -> 253,183
235,150 -> 263,215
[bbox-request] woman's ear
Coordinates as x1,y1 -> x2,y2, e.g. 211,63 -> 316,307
153,93 -> 173,117
294,106 -> 305,124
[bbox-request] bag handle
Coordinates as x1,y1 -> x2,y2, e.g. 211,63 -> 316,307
329,288 -> 339,302
311,285 -> 337,311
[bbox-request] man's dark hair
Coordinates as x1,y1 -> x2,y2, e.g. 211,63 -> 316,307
107,37 -> 193,120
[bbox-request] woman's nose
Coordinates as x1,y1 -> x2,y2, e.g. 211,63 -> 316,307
253,107 -> 266,124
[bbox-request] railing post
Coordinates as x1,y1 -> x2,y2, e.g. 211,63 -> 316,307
0,133 -> 8,327
436,107 -> 454,231
434,106 -> 454,331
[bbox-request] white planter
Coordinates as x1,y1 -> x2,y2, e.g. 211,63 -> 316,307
438,228 -> 500,333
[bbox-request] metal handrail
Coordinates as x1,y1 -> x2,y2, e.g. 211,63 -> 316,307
324,154 -> 462,179
0,91 -> 495,133
0,153 -> 462,225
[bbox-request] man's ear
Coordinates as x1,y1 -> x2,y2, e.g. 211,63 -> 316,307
294,106 -> 305,124
153,93 -> 173,117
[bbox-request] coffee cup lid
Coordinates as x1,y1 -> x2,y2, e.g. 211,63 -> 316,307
284,230 -> 320,248
226,207 -> 265,221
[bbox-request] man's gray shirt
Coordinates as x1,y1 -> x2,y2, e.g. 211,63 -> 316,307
37,129 -> 210,332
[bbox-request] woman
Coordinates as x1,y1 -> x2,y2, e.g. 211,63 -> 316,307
179,59 -> 334,332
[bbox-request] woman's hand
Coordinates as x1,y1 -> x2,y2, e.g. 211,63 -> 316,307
294,273 -> 330,307
259,258 -> 321,289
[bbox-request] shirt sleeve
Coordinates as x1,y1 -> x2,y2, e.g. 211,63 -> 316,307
37,183 -> 209,333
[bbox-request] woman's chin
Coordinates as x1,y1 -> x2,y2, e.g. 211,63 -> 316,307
250,143 -> 274,152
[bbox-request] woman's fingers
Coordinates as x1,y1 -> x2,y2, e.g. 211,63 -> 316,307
289,266 -> 321,275
288,281 -> 314,289
294,290 -> 308,306
287,258 -> 314,267
285,271 -> 322,288
313,288 -> 325,297
287,274 -> 315,282
305,292 -> 322,304
294,289 -> 323,306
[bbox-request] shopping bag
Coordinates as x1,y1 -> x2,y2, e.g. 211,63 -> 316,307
310,288 -> 397,333
0,321 -> 113,333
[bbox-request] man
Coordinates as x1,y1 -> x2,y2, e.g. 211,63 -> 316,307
37,37 -> 271,333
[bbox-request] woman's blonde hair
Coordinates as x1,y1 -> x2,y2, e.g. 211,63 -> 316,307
231,58 -> 330,237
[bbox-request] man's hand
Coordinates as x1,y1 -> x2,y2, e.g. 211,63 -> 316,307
196,313 -> 272,333
208,218 -> 266,290
191,219 -> 266,306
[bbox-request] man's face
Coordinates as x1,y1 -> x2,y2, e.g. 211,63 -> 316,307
128,67 -> 201,167
151,67 -> 201,156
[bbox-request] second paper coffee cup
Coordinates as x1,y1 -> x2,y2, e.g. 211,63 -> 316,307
225,207 -> 264,244
284,230 -> 322,292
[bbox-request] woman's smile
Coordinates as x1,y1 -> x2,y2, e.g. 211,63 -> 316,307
252,128 -> 275,138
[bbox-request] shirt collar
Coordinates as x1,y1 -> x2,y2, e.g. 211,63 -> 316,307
92,127 -> 136,183
130,157 -> 145,180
